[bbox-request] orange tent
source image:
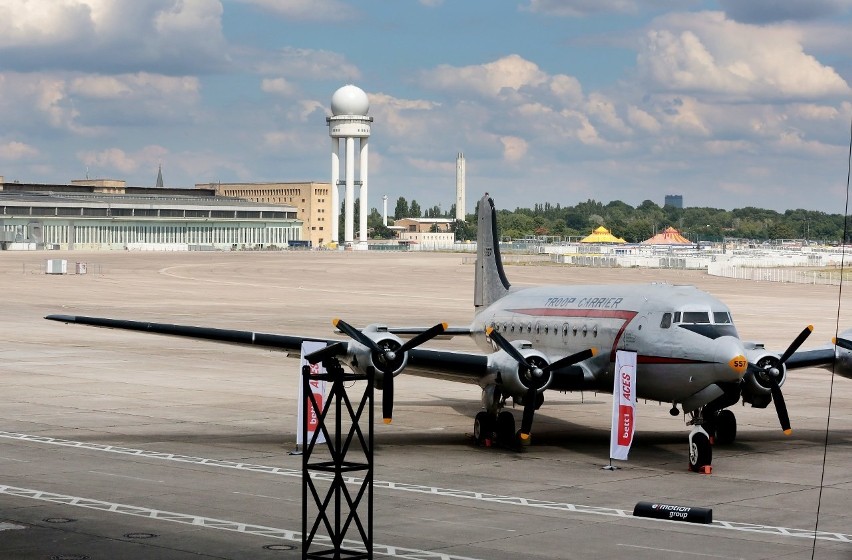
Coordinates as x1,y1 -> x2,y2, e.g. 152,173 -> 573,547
642,226 -> 692,245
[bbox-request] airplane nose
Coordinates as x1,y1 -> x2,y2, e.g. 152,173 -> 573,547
715,336 -> 748,380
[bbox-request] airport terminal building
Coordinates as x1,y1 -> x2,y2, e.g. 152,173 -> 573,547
0,180 -> 302,251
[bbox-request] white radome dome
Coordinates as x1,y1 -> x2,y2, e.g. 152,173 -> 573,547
331,84 -> 369,116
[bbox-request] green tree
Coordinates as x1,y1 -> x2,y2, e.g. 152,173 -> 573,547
393,197 -> 409,220
454,219 -> 475,241
410,200 -> 421,218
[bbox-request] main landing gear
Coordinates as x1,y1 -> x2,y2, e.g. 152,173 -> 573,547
684,405 -> 738,473
474,410 -> 522,449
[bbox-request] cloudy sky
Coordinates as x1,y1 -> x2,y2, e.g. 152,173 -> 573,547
1,0 -> 851,213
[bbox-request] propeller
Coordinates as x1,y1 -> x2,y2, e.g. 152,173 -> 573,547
748,324 -> 813,435
486,327 -> 596,441
304,341 -> 347,365
833,336 -> 852,351
333,318 -> 448,424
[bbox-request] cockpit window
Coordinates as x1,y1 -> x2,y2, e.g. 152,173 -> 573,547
682,311 -> 710,324
713,311 -> 732,324
673,311 -> 681,323
660,313 -> 672,329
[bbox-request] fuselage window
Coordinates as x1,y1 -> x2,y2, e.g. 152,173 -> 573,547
527,323 -> 532,333
682,311 -> 710,324
563,325 -> 569,336
660,313 -> 672,329
544,325 -> 549,335
713,311 -> 732,324
511,324 -> 515,332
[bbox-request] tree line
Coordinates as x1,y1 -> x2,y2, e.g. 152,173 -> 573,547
347,196 -> 849,244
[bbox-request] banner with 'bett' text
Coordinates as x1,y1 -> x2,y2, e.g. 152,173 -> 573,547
297,341 -> 327,446
610,350 -> 637,461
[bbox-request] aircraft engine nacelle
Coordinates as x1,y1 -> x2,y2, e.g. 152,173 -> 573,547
487,341 -> 551,401
345,326 -> 408,388
741,346 -> 786,408
833,328 -> 852,380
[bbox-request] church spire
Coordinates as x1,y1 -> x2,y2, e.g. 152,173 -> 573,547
155,164 -> 164,188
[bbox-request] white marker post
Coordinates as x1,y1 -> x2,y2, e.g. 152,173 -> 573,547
295,341 -> 328,453
606,350 -> 637,469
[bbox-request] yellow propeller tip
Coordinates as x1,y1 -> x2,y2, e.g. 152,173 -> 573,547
590,348 -> 598,357
783,429 -> 792,436
807,325 -> 814,332
833,337 -> 838,344
383,418 -> 392,424
486,327 -> 493,335
332,318 -> 340,326
519,432 -> 530,440
441,322 -> 448,329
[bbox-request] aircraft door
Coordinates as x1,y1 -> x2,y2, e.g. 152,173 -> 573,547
619,314 -> 646,352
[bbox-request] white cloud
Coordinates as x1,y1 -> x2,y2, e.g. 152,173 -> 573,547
500,136 -> 528,162
719,0 -> 852,24
637,11 -> 850,100
70,73 -> 200,100
237,0 -> 356,22
627,105 -> 662,132
77,145 -> 169,175
254,47 -> 360,81
419,55 -> 551,97
0,0 -> 227,74
585,93 -> 631,135
521,0 -> 640,17
0,0 -> 94,47
261,77 -> 298,96
0,140 -> 38,160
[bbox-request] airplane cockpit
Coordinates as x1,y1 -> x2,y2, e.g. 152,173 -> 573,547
660,309 -> 739,338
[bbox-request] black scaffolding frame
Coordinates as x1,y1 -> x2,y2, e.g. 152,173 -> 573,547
301,361 -> 373,559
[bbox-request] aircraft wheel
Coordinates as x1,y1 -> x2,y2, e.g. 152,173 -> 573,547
688,431 -> 712,472
713,410 -> 737,445
474,412 -> 494,446
496,411 -> 516,446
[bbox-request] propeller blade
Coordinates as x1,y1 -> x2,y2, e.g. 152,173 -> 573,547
543,348 -> 597,374
334,318 -> 382,353
520,385 -> 536,440
766,373 -> 792,435
383,372 -> 394,424
834,337 -> 852,351
397,322 -> 448,354
486,327 -> 533,369
304,341 -> 347,364
779,325 -> 813,364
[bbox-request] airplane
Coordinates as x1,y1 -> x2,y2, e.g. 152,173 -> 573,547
45,193 -> 852,473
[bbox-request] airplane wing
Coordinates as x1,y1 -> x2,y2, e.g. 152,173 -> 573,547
44,314 -> 489,384
388,326 -> 474,338
785,327 -> 852,380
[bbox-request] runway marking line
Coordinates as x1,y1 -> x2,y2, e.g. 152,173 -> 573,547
1,430 -> 850,545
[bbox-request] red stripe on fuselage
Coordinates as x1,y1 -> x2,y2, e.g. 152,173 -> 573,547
509,308 -> 637,321
507,308 -> 638,361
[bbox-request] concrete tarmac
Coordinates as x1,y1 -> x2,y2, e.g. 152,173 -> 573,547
1,250 -> 851,559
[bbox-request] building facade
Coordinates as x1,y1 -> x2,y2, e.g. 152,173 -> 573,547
197,182 -> 333,247
0,190 -> 301,251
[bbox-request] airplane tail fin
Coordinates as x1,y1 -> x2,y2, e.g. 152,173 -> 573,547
475,193 -> 511,311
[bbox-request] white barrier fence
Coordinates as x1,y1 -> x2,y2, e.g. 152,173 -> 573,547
707,263 -> 847,286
